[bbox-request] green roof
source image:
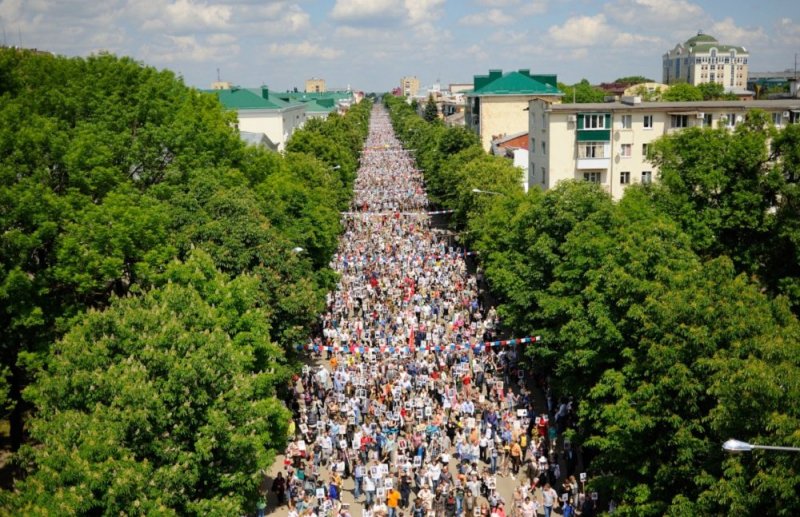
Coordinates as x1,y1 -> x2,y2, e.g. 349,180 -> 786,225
470,69 -> 562,96
689,43 -> 747,53
686,33 -> 718,45
683,33 -> 746,53
203,87 -> 302,110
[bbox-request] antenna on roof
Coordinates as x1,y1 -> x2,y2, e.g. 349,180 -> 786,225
217,67 -> 221,82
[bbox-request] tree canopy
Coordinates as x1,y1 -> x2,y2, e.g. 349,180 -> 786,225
1,48 -> 370,514
385,93 -> 800,516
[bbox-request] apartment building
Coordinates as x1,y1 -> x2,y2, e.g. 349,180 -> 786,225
528,98 -> 800,199
401,76 -> 420,98
465,69 -> 563,151
305,78 -> 326,93
663,32 -> 749,91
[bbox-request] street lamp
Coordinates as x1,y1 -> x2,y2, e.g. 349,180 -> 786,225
291,247 -> 305,254
471,188 -> 503,195
723,439 -> 800,453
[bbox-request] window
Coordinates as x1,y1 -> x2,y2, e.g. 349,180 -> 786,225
542,141 -> 546,154
620,171 -> 631,185
583,171 -> 601,183
772,112 -> 783,127
531,138 -> 535,153
726,113 -> 736,128
704,113 -> 713,127
541,167 -> 546,184
621,144 -> 632,157
643,115 -> 653,129
642,143 -> 649,158
641,170 -> 652,184
621,115 -> 632,129
584,114 -> 605,129
579,142 -> 605,158
671,115 -> 688,128
542,113 -> 547,129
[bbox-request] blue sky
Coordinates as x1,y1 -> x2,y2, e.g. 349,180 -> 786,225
1,0 -> 797,92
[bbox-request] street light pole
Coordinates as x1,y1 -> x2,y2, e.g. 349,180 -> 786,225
723,439 -> 800,453
471,188 -> 503,195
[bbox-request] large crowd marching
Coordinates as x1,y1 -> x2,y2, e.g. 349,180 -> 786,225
268,106 -> 598,517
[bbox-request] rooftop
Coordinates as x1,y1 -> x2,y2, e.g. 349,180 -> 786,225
204,87 -> 304,110
545,99 -> 800,112
470,69 -> 563,97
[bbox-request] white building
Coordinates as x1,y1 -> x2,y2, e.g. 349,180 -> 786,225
206,86 -> 306,151
528,97 -> 800,200
663,32 -> 749,92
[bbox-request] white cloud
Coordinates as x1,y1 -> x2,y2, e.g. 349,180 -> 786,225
330,0 -> 405,24
268,41 -> 343,60
775,17 -> 800,46
488,29 -> 529,45
707,17 -> 767,48
520,1 -> 547,15
547,13 -> 661,51
140,0 -> 232,32
141,34 -> 240,63
605,0 -> 705,25
459,9 -> 514,26
547,14 -> 610,47
476,0 -> 519,6
466,43 -> 489,62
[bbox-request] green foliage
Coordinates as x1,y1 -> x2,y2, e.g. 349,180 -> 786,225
614,76 -> 654,84
388,90 -> 800,514
661,82 -> 704,101
423,93 -> 439,122
12,251 -> 291,516
557,79 -> 607,103
697,81 -> 738,100
0,48 -> 371,511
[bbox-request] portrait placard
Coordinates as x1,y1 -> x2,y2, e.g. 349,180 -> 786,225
413,456 -> 422,467
299,424 -> 309,435
487,476 -> 496,490
416,408 -> 424,420
338,393 -> 345,403
316,488 -> 325,499
370,466 -> 379,477
384,478 -> 393,489
591,492 -> 599,501
355,466 -> 365,478
398,438 -> 407,450
339,439 -> 347,449
562,493 -> 569,502
424,406 -> 433,417
516,409 -> 528,418
580,472 -> 587,482
376,487 -> 386,499
380,463 -> 389,474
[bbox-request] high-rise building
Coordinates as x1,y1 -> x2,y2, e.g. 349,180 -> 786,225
401,76 -> 420,97
663,32 -> 749,90
305,78 -> 326,93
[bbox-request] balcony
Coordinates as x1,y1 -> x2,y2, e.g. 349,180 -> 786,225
577,158 -> 611,170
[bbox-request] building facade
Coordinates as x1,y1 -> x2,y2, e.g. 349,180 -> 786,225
207,86 -> 306,151
465,69 -> 563,151
663,32 -> 749,90
401,76 -> 420,98
528,98 -> 800,200
305,78 -> 326,93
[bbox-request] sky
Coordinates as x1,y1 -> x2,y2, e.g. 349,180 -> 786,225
1,0 -> 798,92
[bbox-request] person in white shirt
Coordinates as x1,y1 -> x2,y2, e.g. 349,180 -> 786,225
521,497 -> 537,517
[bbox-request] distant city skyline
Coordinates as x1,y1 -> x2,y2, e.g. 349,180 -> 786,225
1,0 -> 797,92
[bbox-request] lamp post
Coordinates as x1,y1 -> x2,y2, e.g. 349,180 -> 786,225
471,188 -> 503,195
291,247 -> 305,254
723,439 -> 800,453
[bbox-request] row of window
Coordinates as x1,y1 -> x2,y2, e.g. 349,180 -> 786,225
583,171 -> 652,185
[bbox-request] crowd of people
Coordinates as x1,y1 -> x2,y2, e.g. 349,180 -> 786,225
269,107 -> 598,517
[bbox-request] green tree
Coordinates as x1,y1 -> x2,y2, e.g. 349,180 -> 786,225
10,251 -> 291,515
614,75 -> 654,84
558,79 -> 606,103
423,93 -> 439,122
661,82 -> 703,101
